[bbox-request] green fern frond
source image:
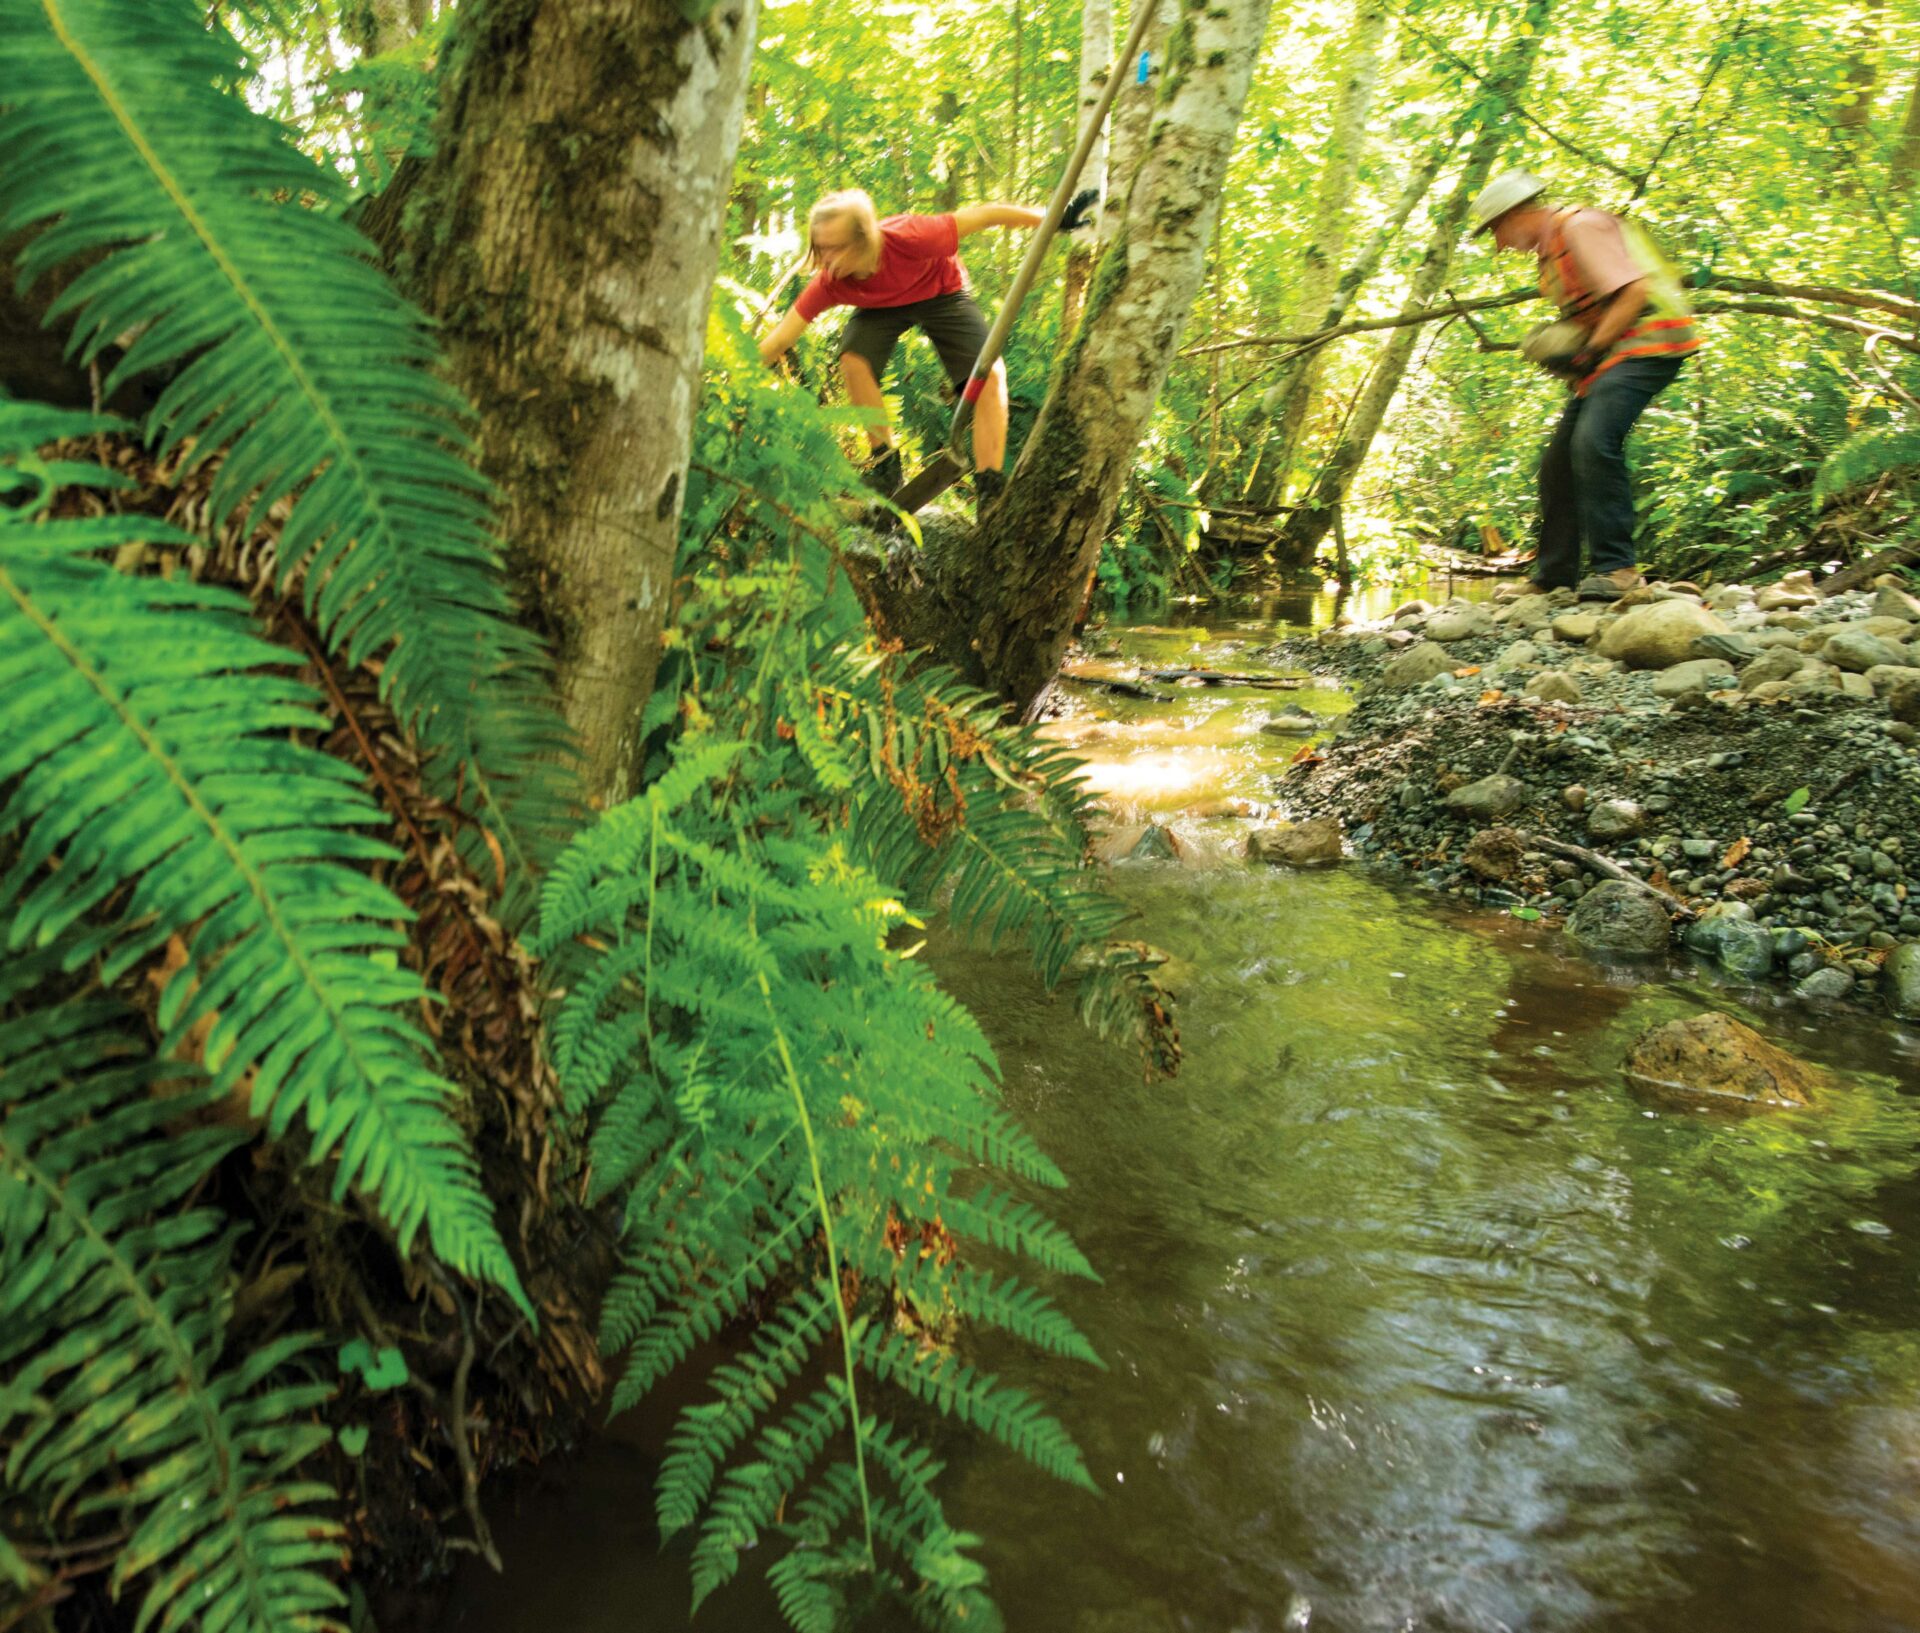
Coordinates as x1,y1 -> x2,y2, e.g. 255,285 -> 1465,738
0,418 -> 524,1308
0,979 -> 345,1633
656,1283 -> 838,1537
689,1388 -> 849,1608
857,1329 -> 1097,1493
0,0 -> 574,911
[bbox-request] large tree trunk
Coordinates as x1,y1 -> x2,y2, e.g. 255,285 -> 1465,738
1236,0 -> 1389,510
1061,0 -> 1114,337
410,0 -> 758,806
868,0 -> 1274,711
1272,3 -> 1550,568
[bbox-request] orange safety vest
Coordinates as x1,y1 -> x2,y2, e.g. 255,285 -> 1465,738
1538,206 -> 1703,395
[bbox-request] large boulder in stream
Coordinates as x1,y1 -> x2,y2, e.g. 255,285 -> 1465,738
1566,879 -> 1672,957
1623,1013 -> 1820,1108
1596,600 -> 1729,669
1246,816 -> 1343,868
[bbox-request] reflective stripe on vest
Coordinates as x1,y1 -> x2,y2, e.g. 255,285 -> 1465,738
1538,207 -> 1703,395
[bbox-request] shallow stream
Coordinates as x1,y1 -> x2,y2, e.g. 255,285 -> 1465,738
439,599 -> 1920,1633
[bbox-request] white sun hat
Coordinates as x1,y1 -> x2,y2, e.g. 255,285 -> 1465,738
1470,169 -> 1548,234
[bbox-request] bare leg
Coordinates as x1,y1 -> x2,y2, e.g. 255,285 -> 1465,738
971,359 -> 1008,471
839,353 -> 893,451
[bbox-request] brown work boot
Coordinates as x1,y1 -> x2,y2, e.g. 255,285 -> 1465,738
1576,566 -> 1647,600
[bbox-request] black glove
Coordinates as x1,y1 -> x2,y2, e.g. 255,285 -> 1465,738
1059,187 -> 1100,234
1569,348 -> 1602,376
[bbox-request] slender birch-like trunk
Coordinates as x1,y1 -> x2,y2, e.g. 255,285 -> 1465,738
1236,0 -> 1389,509
878,0 -> 1277,710
1273,1 -> 1551,567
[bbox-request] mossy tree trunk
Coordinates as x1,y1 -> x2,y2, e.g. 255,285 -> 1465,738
410,0 -> 758,806
1271,0 -> 1550,569
874,0 -> 1274,711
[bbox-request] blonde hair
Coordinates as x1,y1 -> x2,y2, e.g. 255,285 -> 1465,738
806,188 -> 882,278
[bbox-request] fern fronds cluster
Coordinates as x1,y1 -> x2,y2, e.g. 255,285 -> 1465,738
535,743 -> 1100,1631
530,302 -> 1183,1628
0,399 -> 526,1304
0,0 -> 575,915
0,941 -> 345,1633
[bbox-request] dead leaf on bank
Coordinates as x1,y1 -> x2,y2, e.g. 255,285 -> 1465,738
1453,666 -> 1481,678
1477,689 -> 1504,706
1722,835 -> 1752,869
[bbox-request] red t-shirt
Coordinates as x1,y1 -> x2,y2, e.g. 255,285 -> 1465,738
794,213 -> 969,320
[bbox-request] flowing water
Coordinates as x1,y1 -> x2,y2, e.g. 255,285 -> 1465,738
438,598 -> 1920,1633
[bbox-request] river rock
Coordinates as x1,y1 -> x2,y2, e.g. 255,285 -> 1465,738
1428,605 -> 1495,641
1705,584 -> 1751,611
1622,1013 -> 1819,1108
1757,570 -> 1819,611
1495,594 -> 1553,631
1683,914 -> 1774,978
1824,627 -> 1906,673
1463,825 -> 1526,881
1859,616 -> 1915,641
1382,642 -> 1457,688
1567,879 -> 1672,956
1262,711 -> 1319,734
1494,640 -> 1543,669
1388,598 -> 1434,621
1550,612 -> 1601,643
1865,664 -> 1920,693
1840,672 -> 1876,700
1886,942 -> 1920,1019
1596,600 -> 1730,669
1247,816 -> 1343,868
1095,822 -> 1183,863
1444,774 -> 1530,821
1691,632 -> 1762,664
1738,645 -> 1808,689
1873,585 -> 1920,621
1794,965 -> 1856,1002
1525,670 -> 1583,703
1786,662 -> 1842,694
1586,798 -> 1647,840
1652,657 -> 1736,698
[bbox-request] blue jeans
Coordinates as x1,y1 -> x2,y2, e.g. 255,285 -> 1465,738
1535,355 -> 1685,585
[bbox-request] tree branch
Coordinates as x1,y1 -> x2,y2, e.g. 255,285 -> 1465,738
1182,274 -> 1920,360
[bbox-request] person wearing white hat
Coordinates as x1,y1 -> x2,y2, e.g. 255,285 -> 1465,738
1469,170 -> 1702,596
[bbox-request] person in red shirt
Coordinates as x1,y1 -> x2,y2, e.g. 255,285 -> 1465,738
758,188 -> 1070,508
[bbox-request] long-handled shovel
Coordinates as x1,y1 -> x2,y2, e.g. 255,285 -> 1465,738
888,0 -> 1163,516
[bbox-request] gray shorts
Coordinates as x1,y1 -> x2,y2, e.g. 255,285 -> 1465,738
839,291 -> 990,387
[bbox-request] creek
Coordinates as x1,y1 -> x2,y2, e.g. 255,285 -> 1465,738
438,594 -> 1920,1633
